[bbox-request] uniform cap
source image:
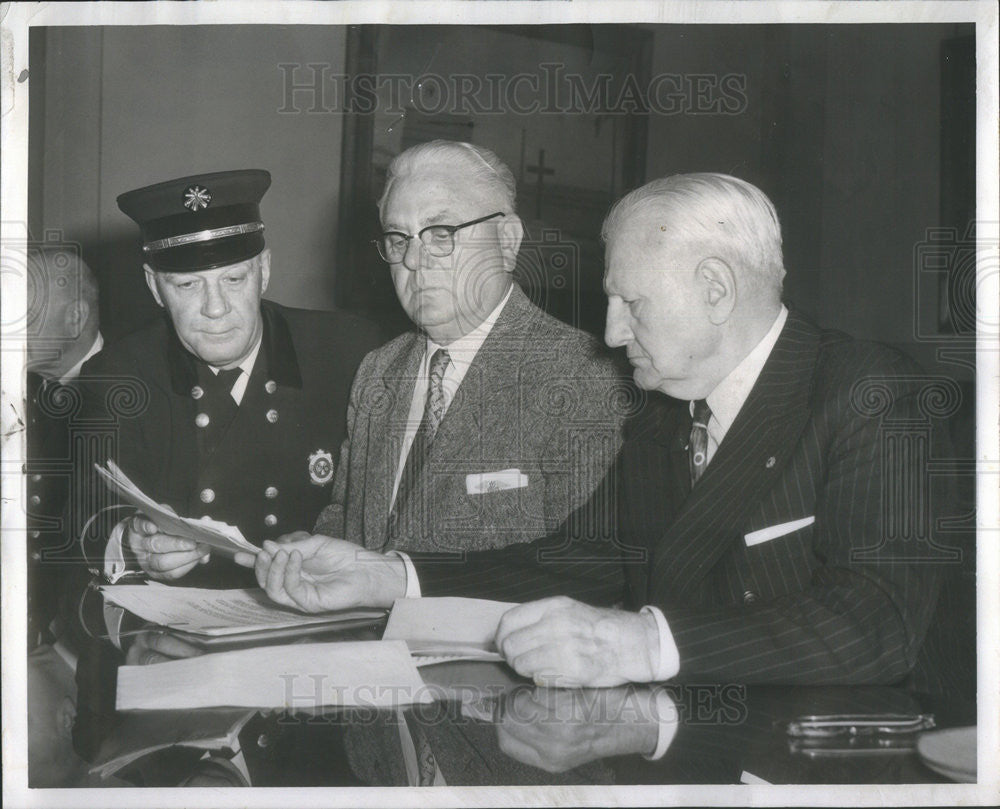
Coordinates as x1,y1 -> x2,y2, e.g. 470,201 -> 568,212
117,169 -> 271,272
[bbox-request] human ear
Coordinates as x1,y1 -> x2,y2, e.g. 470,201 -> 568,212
258,248 -> 271,293
144,266 -> 164,307
698,257 -> 737,324
498,215 -> 524,273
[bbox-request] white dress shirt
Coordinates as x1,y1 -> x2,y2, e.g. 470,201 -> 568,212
60,332 -> 104,383
206,335 -> 262,405
643,305 -> 789,681
389,284 -> 514,508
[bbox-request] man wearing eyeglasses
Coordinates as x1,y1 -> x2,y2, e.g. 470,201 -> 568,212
313,140 -> 626,556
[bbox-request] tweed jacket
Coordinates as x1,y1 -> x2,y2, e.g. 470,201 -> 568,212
314,284 -> 628,553
412,311 -> 953,685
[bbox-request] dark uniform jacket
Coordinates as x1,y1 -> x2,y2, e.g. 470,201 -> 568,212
26,371 -> 83,643
74,300 -> 381,588
411,311 -> 959,686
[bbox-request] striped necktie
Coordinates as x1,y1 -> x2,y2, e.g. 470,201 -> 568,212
689,399 -> 712,486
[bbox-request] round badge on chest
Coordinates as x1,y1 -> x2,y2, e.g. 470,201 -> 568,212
308,449 -> 334,486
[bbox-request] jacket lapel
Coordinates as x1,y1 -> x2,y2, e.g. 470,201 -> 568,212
364,333 -> 424,544
425,286 -> 533,467
648,313 -> 821,605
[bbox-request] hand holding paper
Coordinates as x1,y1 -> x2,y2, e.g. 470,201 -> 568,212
242,534 -> 408,611
127,514 -> 210,581
95,460 -> 259,570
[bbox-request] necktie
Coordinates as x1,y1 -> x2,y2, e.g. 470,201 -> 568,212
197,366 -> 243,454
688,399 -> 712,486
211,367 -> 243,400
387,349 -> 451,540
422,348 -> 451,442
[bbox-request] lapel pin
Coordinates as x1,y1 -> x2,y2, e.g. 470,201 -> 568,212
765,456 -> 776,469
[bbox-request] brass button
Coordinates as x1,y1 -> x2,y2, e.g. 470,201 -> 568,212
30,494 -> 41,506
191,385 -> 204,400
30,530 -> 41,539
195,413 -> 210,428
31,473 -> 42,482
765,456 -> 776,469
742,589 -> 758,605
256,733 -> 271,749
266,409 -> 279,423
200,488 -> 216,504
264,514 -> 278,527
265,486 -> 278,499
265,380 -> 277,394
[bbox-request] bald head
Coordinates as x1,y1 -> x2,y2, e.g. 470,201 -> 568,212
602,173 -> 786,307
602,174 -> 786,399
26,246 -> 100,379
379,140 -> 517,221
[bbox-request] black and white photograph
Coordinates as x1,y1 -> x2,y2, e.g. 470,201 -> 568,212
1,1 -> 997,806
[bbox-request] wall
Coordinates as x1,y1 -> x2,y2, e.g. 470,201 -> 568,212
31,23 -> 973,380
644,23 -> 972,377
31,26 -> 348,338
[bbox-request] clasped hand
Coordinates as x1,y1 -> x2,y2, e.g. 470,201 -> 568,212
495,596 -> 661,688
497,685 -> 664,772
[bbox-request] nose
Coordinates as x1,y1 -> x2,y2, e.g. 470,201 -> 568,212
201,279 -> 231,319
401,236 -> 425,273
604,299 -> 632,348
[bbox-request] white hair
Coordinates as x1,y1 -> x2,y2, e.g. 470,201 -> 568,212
602,173 -> 786,297
378,140 -> 517,217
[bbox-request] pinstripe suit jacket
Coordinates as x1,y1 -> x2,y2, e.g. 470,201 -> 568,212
314,285 -> 627,553
413,312 -> 948,685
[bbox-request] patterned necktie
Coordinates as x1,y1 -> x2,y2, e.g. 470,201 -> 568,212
387,349 -> 451,541
423,348 -> 451,442
688,399 -> 712,486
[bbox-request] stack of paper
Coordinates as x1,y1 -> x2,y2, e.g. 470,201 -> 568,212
100,583 -> 386,645
116,641 -> 432,710
95,459 -> 258,556
383,597 -> 516,664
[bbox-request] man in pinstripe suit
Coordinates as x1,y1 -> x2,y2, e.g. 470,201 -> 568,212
244,174 -> 948,688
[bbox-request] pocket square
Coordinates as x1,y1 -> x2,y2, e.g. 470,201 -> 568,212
744,516 -> 815,547
465,469 -> 528,495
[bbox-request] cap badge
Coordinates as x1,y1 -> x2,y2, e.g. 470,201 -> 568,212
308,449 -> 334,486
183,185 -> 212,211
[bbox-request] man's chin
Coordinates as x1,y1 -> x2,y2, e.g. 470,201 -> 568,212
190,341 -> 247,367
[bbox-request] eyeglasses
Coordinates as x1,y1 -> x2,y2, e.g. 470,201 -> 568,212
373,212 -> 505,264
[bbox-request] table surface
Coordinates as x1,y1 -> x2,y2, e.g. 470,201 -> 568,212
97,651 -> 976,787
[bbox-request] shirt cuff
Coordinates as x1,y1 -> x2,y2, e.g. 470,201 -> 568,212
388,551 -> 421,598
103,518 -> 130,582
639,605 -> 680,681
643,688 -> 680,761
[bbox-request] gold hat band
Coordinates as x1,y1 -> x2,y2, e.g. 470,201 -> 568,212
143,221 -> 264,252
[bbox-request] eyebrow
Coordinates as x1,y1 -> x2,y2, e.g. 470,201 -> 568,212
382,209 -> 455,232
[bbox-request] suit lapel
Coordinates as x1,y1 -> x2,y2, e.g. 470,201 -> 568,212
425,287 -> 534,467
648,313 -> 821,605
364,334 -> 424,544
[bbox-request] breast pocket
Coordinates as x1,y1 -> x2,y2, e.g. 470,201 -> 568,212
733,517 -> 819,602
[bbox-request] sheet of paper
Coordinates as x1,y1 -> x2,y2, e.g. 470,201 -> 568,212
116,641 -> 431,710
100,583 -> 385,636
95,459 -> 258,556
383,597 -> 516,658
